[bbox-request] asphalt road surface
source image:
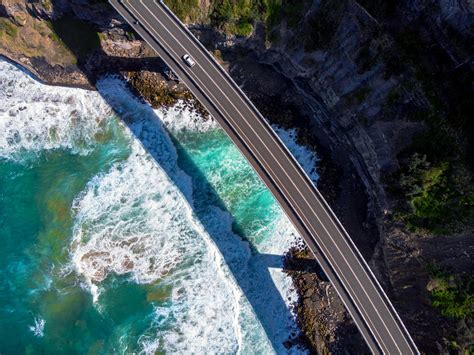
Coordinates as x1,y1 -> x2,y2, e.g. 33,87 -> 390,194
109,1 -> 419,353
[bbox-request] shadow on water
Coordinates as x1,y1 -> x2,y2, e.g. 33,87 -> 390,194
50,6 -> 321,351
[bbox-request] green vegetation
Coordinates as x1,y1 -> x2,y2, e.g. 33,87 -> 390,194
428,265 -> 474,320
41,0 -> 53,12
164,0 -> 309,38
467,344 -> 474,354
210,0 -> 267,36
393,83 -> 473,234
98,32 -> 107,42
228,20 -> 254,36
372,21 -> 474,235
0,18 -> 18,38
45,21 -> 61,42
264,0 -> 282,30
163,0 -> 201,22
397,152 -> 473,233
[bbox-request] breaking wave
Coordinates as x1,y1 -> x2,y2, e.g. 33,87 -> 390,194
1,58 -> 318,353
0,60 -> 111,162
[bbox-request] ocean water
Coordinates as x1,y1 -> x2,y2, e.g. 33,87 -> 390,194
0,59 -> 318,354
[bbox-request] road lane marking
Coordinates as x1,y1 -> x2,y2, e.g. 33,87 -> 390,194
118,1 -> 415,351
156,7 -> 418,348
124,1 -> 397,350
131,5 -> 400,351
145,7 -> 416,349
125,12 -> 390,355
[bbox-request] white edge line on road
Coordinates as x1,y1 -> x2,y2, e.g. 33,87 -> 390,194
122,0 -> 394,351
113,0 -> 417,352
132,3 -> 397,351
155,5 -> 418,350
156,3 -> 419,351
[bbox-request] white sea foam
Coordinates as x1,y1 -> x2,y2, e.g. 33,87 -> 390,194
29,317 -> 45,337
74,77 -> 248,353
95,76 -> 316,354
273,126 -> 319,184
71,141 -> 245,353
71,139 -> 189,285
114,79 -> 317,353
2,57 -> 317,353
156,100 -> 219,132
156,101 -> 318,355
0,60 -> 111,162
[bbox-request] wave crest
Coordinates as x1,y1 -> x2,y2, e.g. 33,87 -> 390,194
0,60 -> 111,161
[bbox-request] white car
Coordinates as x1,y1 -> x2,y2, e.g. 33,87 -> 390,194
182,54 -> 196,67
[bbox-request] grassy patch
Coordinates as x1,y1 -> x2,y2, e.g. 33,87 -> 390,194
163,0 -> 309,39
0,14 -> 76,66
98,32 -> 107,42
210,0 -> 261,35
229,20 -> 254,36
210,0 -> 309,37
163,0 -> 201,21
264,0 -> 282,29
41,0 -> 53,12
45,21 -> 61,42
427,265 -> 474,320
0,18 -> 18,38
432,281 -> 473,319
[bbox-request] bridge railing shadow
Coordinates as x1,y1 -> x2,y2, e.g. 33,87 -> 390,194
49,11 -> 324,351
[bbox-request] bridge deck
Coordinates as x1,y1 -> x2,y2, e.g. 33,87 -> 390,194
109,1 -> 419,353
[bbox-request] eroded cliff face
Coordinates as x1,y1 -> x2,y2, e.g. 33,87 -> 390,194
1,0 -> 472,353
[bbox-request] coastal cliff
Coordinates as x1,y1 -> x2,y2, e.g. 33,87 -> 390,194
1,0 -> 472,353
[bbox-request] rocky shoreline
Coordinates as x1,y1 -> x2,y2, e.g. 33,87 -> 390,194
1,35 -> 363,355
0,43 -> 371,355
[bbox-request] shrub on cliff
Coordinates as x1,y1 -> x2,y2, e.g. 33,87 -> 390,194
428,266 -> 474,321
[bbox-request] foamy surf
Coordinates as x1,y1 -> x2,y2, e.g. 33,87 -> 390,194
90,75 -> 316,354
1,58 -> 319,354
71,141 -> 245,352
29,317 -> 45,337
0,60 -> 112,162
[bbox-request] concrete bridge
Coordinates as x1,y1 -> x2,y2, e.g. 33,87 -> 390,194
109,1 -> 419,353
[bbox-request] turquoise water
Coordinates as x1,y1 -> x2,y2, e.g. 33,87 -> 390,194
0,60 -> 317,354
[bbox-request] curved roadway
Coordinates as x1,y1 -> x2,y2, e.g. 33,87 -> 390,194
109,1 -> 419,353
